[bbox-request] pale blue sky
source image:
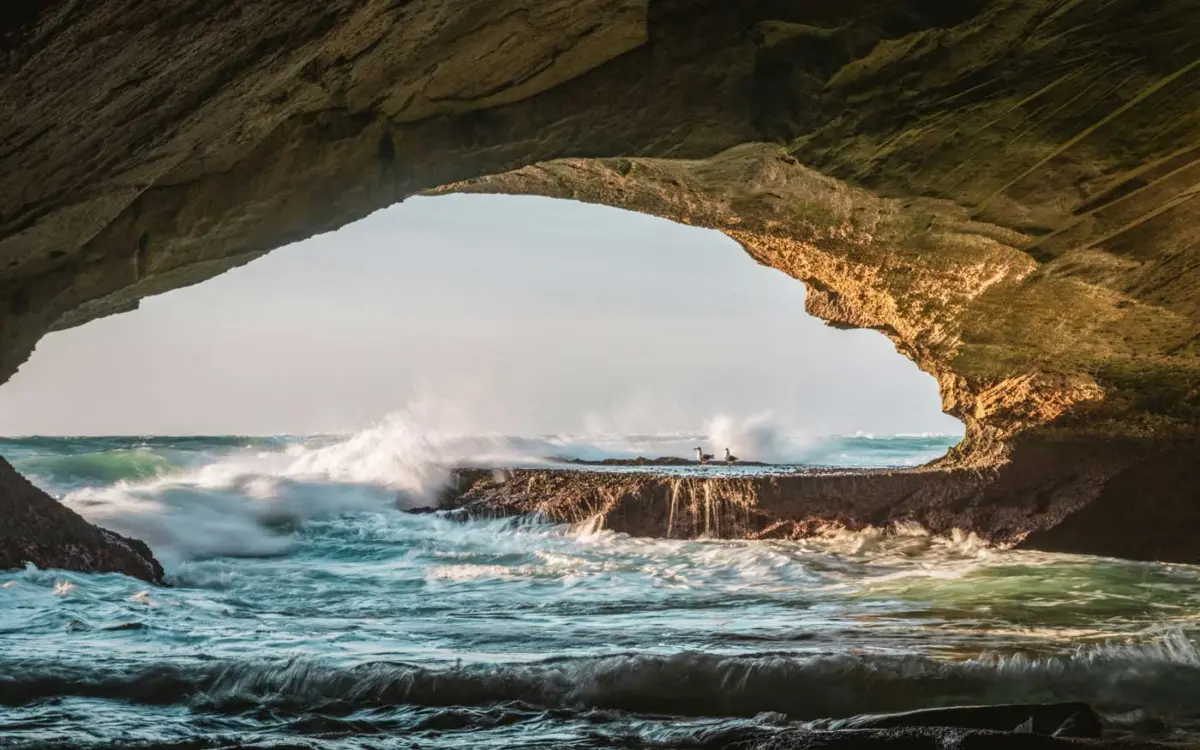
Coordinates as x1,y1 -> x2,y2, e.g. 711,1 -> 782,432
0,195 -> 962,436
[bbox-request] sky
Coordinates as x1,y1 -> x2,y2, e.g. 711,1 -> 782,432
0,195 -> 963,437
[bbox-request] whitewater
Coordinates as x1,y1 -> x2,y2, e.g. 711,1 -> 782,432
3,419 -> 1200,748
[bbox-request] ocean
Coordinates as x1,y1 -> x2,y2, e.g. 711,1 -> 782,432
2,423 -> 1198,748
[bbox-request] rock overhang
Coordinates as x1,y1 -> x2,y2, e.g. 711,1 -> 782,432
3,0 -> 1197,455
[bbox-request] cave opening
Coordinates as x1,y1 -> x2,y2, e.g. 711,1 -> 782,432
0,194 -> 962,467
4,5 -> 1200,745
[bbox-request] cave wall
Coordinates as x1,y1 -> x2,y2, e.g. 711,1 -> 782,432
2,0 -> 1198,462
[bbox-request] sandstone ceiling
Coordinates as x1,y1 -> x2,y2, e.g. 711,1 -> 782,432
1,0 -> 1197,461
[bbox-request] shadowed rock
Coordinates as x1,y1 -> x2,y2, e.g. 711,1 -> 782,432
684,704 -> 1157,749
2,1 -> 1198,455
803,702 -> 1102,738
747,727 -> 1166,750
0,457 -> 164,583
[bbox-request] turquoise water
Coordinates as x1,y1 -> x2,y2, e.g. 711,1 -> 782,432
2,428 -> 1199,748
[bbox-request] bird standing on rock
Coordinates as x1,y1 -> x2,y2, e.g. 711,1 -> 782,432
725,448 -> 739,463
695,447 -> 714,464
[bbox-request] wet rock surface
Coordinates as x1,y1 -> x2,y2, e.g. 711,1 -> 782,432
665,703 -> 1173,749
748,727 -> 1168,750
802,702 -> 1102,737
0,457 -> 164,583
440,435 -> 1200,564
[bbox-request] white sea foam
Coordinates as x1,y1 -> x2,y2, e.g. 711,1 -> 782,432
63,411 -> 453,562
703,413 -> 803,464
8,634 -> 1200,720
56,406 -> 959,564
8,423 -> 1200,748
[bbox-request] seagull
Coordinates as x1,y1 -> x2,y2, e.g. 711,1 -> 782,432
695,447 -> 714,464
725,447 -> 739,463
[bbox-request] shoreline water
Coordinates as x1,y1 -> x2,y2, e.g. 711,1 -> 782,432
2,431 -> 1197,748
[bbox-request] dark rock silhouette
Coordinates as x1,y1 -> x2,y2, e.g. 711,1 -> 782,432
0,457 -> 164,583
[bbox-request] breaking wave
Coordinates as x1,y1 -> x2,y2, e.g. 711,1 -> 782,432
12,411 -> 960,563
14,412 -> 1198,748
3,636 -> 1199,725
16,448 -> 179,487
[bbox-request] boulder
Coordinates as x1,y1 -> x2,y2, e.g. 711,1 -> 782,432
0,457 -> 164,584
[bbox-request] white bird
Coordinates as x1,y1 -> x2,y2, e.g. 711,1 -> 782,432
725,447 -> 739,463
695,447 -> 714,464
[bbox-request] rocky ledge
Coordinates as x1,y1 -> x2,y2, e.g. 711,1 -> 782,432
752,728 -> 1166,750
0,457 -> 164,583
625,702 -> 1179,748
441,434 -> 1199,563
744,702 -> 1174,749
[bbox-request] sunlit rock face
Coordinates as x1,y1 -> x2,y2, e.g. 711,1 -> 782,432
0,1 -> 1197,562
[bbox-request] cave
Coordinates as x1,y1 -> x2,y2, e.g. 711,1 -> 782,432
1,3 -> 1198,576
0,193 -> 961,446
4,3 -> 1200,747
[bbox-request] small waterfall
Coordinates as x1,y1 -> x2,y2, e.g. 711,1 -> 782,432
703,482 -> 713,538
667,479 -> 681,539
572,513 -> 606,537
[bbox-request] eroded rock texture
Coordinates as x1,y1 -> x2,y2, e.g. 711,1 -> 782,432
445,434 -> 1200,563
1,1 -> 1198,558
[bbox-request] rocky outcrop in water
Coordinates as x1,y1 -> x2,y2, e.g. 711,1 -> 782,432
801,702 -> 1102,736
752,728 -> 1166,750
0,457 -> 164,583
750,702 -> 1168,749
443,434 -> 1200,563
676,703 -> 1170,748
1,2 -> 1198,552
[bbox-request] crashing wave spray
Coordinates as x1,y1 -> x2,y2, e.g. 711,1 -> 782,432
45,405 -> 959,564
703,413 -> 803,464
61,411 -> 475,562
